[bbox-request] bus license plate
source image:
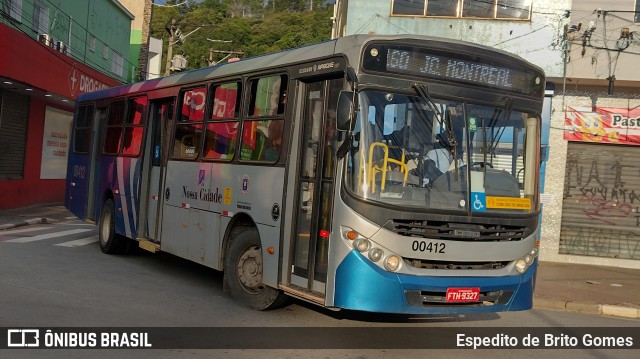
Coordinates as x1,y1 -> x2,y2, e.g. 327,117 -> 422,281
445,287 -> 480,303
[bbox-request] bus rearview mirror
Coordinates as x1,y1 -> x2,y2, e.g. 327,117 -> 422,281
337,90 -> 355,131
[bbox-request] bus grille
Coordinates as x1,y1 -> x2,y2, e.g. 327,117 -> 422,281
405,258 -> 510,270
405,290 -> 513,307
390,219 -> 529,241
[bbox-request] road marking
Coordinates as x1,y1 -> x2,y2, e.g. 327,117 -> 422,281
0,226 -> 53,236
55,235 -> 98,247
5,229 -> 93,243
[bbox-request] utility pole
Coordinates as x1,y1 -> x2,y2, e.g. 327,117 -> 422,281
164,19 -> 177,76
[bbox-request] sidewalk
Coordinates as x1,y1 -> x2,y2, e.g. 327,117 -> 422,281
1,203 -> 639,319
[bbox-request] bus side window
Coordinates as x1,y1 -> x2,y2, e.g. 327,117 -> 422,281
102,100 -> 125,155
204,81 -> 241,160
121,96 -> 147,157
73,105 -> 95,154
240,74 -> 287,162
173,87 -> 206,160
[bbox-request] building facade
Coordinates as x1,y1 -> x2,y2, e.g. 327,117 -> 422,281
0,0 -> 133,210
544,0 -> 640,268
120,0 -> 154,81
334,0 -> 640,268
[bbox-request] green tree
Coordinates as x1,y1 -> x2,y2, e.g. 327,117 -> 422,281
151,0 -> 333,73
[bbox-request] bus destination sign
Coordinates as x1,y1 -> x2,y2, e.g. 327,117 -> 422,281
362,44 -> 542,96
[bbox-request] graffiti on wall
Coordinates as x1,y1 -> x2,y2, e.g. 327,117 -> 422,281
561,150 -> 640,259
560,225 -> 640,259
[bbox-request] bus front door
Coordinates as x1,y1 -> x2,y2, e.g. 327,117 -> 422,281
290,78 -> 341,295
139,98 -> 174,241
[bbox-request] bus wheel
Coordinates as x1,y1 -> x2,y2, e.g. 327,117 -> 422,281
99,199 -> 127,254
224,229 -> 288,310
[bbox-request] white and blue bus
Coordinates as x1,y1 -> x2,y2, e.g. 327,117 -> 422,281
66,34 -> 545,314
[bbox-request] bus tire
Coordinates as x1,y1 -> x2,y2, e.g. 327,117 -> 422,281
224,229 -> 288,310
99,198 -> 127,254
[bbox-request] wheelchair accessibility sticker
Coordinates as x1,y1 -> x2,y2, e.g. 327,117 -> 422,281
471,192 -> 486,212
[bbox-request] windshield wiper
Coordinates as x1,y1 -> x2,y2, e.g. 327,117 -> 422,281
412,83 -> 462,180
412,83 -> 457,160
488,97 -> 513,153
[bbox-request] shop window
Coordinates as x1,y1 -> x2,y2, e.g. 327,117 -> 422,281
391,0 -> 531,20
89,35 -> 96,52
204,82 -> 241,160
33,0 -> 49,35
3,0 -> 23,22
111,52 -> 124,77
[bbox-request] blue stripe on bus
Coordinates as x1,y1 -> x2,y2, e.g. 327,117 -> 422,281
334,250 -> 536,314
99,156 -> 142,239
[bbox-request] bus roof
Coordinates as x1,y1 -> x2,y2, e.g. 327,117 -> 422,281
77,34 -> 542,102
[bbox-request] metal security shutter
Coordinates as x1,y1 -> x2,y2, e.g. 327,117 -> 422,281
0,90 -> 29,179
559,142 -> 640,260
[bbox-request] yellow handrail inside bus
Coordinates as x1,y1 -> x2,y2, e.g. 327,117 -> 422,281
367,142 -> 408,193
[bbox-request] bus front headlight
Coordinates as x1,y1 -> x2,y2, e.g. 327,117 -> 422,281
368,248 -> 384,262
384,255 -> 400,271
515,259 -> 527,273
353,238 -> 370,252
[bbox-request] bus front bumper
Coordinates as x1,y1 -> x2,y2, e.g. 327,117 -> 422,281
334,250 -> 536,315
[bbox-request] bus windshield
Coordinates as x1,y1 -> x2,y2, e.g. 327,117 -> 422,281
345,90 -> 540,214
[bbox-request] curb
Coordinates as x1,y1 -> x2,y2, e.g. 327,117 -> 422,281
0,217 -> 56,231
534,298 -> 640,319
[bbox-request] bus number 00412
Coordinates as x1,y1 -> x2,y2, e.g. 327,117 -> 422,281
412,240 -> 445,254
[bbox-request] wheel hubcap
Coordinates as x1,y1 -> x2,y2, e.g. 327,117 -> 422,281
100,210 -> 111,245
237,245 -> 263,292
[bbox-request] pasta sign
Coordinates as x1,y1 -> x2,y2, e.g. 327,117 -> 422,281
564,106 -> 640,146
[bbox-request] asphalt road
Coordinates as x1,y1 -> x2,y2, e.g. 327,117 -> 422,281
0,220 -> 637,358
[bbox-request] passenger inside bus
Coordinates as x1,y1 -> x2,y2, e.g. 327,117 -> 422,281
263,120 -> 283,161
426,133 -> 453,174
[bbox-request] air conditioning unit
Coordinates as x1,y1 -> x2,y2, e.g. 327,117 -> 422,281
170,55 -> 188,71
55,41 -> 67,55
38,33 -> 53,47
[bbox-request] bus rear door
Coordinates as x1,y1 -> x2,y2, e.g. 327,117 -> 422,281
138,98 -> 174,242
67,104 -> 103,221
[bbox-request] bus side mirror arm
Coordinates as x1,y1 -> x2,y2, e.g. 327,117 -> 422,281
336,133 -> 351,159
336,68 -> 359,159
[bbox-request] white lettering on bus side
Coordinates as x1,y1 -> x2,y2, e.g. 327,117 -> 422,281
73,165 -> 85,179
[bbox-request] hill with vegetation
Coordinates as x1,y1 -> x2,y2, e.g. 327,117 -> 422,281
151,0 -> 334,73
